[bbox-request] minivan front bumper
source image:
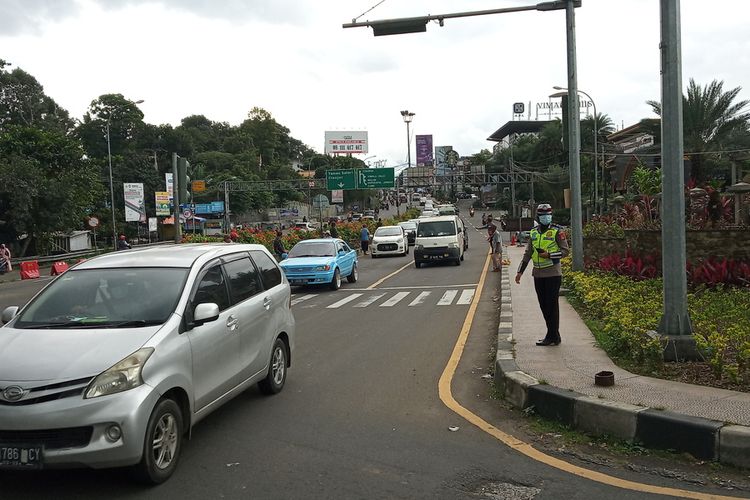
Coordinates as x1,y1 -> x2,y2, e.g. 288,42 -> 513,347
0,383 -> 160,469
414,246 -> 460,263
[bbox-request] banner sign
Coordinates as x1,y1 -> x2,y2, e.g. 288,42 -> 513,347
165,173 -> 174,201
416,135 -> 433,167
148,217 -> 157,232
324,131 -> 368,155
155,191 -> 171,216
124,183 -> 145,222
435,146 -> 453,176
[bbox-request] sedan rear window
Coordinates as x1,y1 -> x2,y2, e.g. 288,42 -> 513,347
288,242 -> 336,258
374,227 -> 401,236
15,268 -> 189,328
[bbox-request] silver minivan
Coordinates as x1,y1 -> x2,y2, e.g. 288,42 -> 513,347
0,244 -> 295,483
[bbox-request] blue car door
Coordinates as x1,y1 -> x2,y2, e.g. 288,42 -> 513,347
336,240 -> 354,276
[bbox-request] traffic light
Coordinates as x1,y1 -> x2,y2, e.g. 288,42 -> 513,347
178,157 -> 191,203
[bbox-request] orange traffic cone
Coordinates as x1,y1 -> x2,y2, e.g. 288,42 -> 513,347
510,232 -> 517,246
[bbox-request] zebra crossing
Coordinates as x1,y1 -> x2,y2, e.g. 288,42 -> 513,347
290,288 -> 475,309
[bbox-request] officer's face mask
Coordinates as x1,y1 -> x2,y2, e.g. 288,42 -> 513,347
539,214 -> 552,225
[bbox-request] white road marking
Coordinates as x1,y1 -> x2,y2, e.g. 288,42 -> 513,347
456,289 -> 475,305
379,291 -> 410,307
326,293 -> 363,309
437,290 -> 458,306
408,291 -> 431,306
354,294 -> 386,308
291,294 -> 316,306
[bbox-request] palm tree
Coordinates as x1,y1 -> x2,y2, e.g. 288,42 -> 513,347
644,79 -> 750,182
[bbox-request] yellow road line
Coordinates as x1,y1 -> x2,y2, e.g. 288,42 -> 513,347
438,252 -> 740,500
367,261 -> 413,289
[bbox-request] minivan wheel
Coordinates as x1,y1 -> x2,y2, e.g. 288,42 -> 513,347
259,338 -> 287,395
133,398 -> 183,484
329,268 -> 341,290
347,263 -> 358,283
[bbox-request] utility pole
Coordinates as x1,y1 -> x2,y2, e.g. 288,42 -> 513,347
565,0 -> 584,271
658,0 -> 695,359
172,153 -> 181,244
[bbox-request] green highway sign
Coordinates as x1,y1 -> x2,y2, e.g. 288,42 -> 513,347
358,167 -> 395,189
326,169 -> 356,190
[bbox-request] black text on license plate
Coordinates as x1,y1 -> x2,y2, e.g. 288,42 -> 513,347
0,445 -> 44,469
291,279 -> 305,284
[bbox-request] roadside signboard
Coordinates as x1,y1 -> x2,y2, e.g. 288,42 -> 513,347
326,169 -> 356,190
312,194 -> 330,209
358,167 -> 394,189
124,183 -> 145,222
192,180 -> 206,192
324,130 -> 368,155
148,217 -> 157,232
331,189 -> 344,203
165,173 -> 174,201
155,191 -> 171,216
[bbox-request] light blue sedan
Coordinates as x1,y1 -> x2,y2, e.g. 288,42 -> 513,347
279,238 -> 358,290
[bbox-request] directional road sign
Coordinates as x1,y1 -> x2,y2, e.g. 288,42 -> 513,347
326,169 -> 356,190
358,167 -> 395,189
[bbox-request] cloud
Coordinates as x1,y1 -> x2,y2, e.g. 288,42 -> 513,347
97,0 -> 313,25
0,0 -> 79,35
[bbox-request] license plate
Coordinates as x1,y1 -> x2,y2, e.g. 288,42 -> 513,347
0,444 -> 44,469
290,279 -> 306,285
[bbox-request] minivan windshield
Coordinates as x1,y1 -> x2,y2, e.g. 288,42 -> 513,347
14,268 -> 189,329
417,221 -> 456,237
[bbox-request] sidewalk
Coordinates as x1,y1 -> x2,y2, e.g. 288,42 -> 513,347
494,243 -> 750,468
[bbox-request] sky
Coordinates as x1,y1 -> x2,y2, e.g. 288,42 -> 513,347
2,0 -> 750,171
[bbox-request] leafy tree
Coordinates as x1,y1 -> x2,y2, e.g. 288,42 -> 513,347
0,60 -> 74,133
644,79 -> 750,183
0,126 -> 103,254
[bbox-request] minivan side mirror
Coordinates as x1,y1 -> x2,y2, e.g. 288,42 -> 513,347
2,306 -> 19,324
192,303 -> 220,327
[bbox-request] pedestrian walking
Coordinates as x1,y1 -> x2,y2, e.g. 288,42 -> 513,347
360,225 -> 370,255
515,204 -> 569,346
487,223 -> 502,272
329,220 -> 339,239
273,230 -> 287,260
0,243 -> 11,274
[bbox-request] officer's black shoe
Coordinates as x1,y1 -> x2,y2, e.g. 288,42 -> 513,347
536,339 -> 556,346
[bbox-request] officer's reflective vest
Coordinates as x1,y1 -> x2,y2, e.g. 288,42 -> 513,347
530,226 -> 560,269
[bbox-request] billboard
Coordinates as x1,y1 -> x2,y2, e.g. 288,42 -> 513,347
435,146 -> 453,176
155,191 -> 171,216
324,131 -> 368,155
415,135 -> 433,167
124,183 -> 145,222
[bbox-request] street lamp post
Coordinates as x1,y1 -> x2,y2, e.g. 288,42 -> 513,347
400,110 -> 415,217
105,99 -> 144,250
553,86 -> 598,215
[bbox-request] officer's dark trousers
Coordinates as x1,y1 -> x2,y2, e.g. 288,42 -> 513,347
533,275 -> 562,342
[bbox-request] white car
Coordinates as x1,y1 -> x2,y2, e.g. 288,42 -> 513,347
371,225 -> 409,258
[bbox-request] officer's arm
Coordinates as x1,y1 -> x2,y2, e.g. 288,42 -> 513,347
517,238 -> 533,274
554,229 -> 570,259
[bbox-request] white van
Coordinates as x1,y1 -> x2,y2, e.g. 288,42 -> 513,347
413,215 -> 466,268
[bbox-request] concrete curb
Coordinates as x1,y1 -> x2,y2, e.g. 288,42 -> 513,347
492,247 -> 750,468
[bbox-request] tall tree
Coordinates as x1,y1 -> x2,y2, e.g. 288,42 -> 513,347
0,60 -> 74,134
645,79 -> 750,183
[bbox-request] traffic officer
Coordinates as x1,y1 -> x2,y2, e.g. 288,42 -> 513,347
515,204 -> 570,346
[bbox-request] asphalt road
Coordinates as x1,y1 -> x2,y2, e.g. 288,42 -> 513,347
0,218 -> 735,499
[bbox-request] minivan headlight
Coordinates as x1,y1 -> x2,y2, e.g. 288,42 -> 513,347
314,264 -> 331,271
85,347 -> 154,399
448,242 -> 459,248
